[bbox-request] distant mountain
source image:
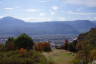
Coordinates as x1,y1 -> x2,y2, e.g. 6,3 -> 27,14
0,16 -> 24,23
0,16 -> 96,37
64,20 -> 96,33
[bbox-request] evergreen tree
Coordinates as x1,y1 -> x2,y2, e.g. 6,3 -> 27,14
15,33 -> 34,50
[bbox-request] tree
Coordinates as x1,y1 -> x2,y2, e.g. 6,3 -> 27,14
68,40 -> 78,52
63,40 -> 69,50
5,37 -> 15,50
14,33 -> 34,50
43,42 -> 51,52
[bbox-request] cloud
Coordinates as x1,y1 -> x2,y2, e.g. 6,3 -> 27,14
0,16 -> 4,18
20,17 -> 52,22
26,9 -> 38,12
58,17 -> 66,21
62,0 -> 96,7
49,9 -> 55,15
39,13 -> 46,16
67,11 -> 96,15
50,11 -> 55,15
93,17 -> 96,20
3,8 -> 14,10
51,6 -> 59,11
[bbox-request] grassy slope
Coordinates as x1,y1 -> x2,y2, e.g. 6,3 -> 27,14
43,49 -> 75,64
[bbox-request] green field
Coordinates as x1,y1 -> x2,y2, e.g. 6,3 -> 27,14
43,49 -> 75,64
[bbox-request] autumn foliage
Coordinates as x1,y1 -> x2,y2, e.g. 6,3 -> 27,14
35,42 -> 51,52
19,48 -> 27,55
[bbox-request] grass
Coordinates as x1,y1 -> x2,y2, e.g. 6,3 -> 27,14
0,49 -> 75,64
0,50 -> 48,64
43,49 -> 75,64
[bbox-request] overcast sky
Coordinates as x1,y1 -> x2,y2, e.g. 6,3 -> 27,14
0,0 -> 96,22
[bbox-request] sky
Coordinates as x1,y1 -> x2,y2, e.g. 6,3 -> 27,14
0,0 -> 96,22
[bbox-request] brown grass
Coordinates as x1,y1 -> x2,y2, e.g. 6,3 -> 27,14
43,49 -> 75,64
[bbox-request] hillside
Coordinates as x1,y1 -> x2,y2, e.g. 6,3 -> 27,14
72,28 -> 96,64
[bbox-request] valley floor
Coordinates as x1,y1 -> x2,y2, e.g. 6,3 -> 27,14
43,49 -> 75,64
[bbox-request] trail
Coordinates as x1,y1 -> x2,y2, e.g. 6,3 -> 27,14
43,49 -> 75,64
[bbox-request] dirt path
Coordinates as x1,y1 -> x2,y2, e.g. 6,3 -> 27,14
43,49 -> 75,64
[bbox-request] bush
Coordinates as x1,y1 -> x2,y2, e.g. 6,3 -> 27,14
0,50 -> 48,64
35,42 -> 51,52
15,33 -> 34,50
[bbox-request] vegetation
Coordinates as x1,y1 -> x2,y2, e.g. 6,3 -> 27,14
68,40 -> 78,52
63,40 -> 69,50
0,50 -> 48,64
43,49 -> 75,64
72,28 -> 96,64
1,28 -> 96,64
0,33 -> 49,64
59,28 -> 96,64
60,40 -> 77,52
0,44 -> 4,51
5,37 -> 15,50
15,33 -> 34,50
35,42 -> 52,52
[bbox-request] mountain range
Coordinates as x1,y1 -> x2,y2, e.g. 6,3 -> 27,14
0,16 -> 96,38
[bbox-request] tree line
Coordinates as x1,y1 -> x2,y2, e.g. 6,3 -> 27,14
0,33 -> 52,52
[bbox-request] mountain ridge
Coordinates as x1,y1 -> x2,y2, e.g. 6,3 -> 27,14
0,16 -> 96,37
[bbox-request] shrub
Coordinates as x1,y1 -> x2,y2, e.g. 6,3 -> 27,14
0,50 -> 48,64
35,42 -> 51,52
15,33 -> 34,50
